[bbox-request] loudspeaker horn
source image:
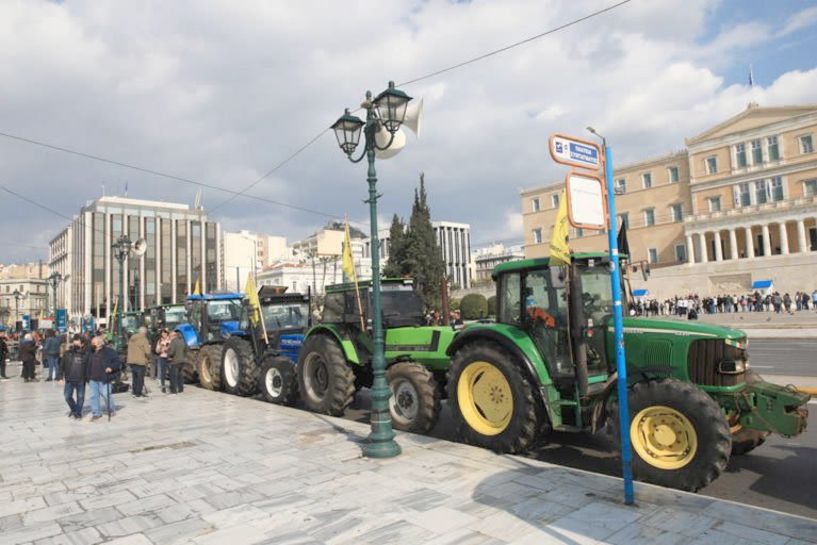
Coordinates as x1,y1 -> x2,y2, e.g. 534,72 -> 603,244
131,238 -> 148,258
374,126 -> 406,160
403,97 -> 423,137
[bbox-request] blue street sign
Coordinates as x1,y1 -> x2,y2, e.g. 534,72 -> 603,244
549,134 -> 602,170
56,309 -> 68,333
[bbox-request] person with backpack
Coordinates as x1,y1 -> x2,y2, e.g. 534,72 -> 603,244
166,330 -> 187,394
60,334 -> 90,419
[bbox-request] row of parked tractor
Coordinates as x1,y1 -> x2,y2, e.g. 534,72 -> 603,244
137,252 -> 809,493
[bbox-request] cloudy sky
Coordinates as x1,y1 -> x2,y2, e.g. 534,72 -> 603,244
1,0 -> 816,263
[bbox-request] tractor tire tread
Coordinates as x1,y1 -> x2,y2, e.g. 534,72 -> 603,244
297,333 -> 355,416
386,361 -> 441,433
258,356 -> 298,406
222,338 -> 259,397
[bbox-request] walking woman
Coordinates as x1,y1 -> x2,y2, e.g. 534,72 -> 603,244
19,333 -> 38,382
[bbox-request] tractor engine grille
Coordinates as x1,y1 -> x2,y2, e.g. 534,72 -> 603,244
687,339 -> 746,387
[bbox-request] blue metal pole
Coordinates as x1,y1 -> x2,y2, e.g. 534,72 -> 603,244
603,143 -> 634,505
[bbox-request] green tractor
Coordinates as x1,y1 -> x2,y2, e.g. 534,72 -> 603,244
297,278 -> 455,433
446,252 -> 810,491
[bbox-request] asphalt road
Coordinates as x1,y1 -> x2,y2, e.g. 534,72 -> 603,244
748,339 -> 817,377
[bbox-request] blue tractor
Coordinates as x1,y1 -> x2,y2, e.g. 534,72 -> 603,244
220,286 -> 310,403
176,292 -> 244,388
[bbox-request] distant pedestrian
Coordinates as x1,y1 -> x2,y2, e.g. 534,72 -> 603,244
0,333 -> 9,379
19,333 -> 38,382
155,329 -> 171,394
87,336 -> 121,421
43,330 -> 62,382
60,334 -> 89,419
166,330 -> 187,394
126,326 -> 151,398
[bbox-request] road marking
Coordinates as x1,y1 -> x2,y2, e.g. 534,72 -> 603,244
751,365 -> 774,369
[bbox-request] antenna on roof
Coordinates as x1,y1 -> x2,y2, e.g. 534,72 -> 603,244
194,189 -> 203,209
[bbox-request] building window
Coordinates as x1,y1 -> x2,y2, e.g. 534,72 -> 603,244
644,208 -> 655,226
767,135 -> 780,161
751,139 -> 763,164
615,178 -> 626,194
618,213 -> 629,229
735,143 -> 747,168
575,227 -> 584,238
531,198 -> 541,212
708,196 -> 721,212
800,134 -> 814,154
675,244 -> 687,262
668,166 -> 679,183
754,180 -> 767,204
533,228 -> 543,244
648,248 -> 658,264
706,156 -> 718,175
551,194 -> 560,208
734,182 -> 751,207
770,176 -> 784,201
804,179 -> 817,197
641,172 -> 652,189
670,204 -> 683,222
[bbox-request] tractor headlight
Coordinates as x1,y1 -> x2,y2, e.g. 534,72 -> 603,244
718,359 -> 747,374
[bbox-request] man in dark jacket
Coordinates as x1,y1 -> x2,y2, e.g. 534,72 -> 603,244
43,330 -> 62,381
19,333 -> 38,382
166,330 -> 187,394
60,334 -> 89,419
87,336 -> 121,420
0,333 -> 9,380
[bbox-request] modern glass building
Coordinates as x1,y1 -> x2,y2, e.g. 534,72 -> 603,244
49,196 -> 221,323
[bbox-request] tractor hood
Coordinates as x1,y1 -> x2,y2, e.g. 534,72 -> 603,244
618,317 -> 746,341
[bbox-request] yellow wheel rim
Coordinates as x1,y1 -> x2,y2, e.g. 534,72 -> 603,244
630,405 -> 698,470
457,361 -> 513,436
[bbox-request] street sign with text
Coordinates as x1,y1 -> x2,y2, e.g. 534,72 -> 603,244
549,133 -> 602,171
565,171 -> 607,230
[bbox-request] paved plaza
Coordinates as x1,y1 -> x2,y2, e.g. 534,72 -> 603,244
1,368 -> 816,545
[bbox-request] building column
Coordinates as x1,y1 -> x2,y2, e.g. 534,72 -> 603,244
778,222 -> 789,255
698,232 -> 708,263
797,219 -> 807,253
686,234 -> 695,264
713,231 -> 723,261
728,229 -> 738,260
744,226 -> 755,258
762,224 -> 771,257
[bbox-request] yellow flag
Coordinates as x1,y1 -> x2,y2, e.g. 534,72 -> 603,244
193,278 -> 201,295
244,274 -> 262,326
342,221 -> 357,281
549,190 -> 571,266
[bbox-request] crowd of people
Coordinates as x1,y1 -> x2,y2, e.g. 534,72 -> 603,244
0,325 -> 191,422
631,289 -> 817,317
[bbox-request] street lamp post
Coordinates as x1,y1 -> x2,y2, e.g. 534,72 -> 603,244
47,272 -> 63,317
112,235 -> 133,352
330,81 -> 412,459
13,289 -> 23,328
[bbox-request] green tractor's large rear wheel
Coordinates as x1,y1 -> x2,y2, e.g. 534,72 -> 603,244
386,361 -> 440,433
197,344 -> 223,391
297,334 -> 355,416
447,341 -> 544,453
221,338 -> 258,397
612,379 -> 731,491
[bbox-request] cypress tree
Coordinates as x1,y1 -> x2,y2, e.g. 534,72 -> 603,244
404,173 -> 446,310
383,214 -> 407,278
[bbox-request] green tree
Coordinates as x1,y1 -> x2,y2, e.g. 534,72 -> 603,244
448,297 -> 461,312
404,173 -> 446,310
383,214 -> 408,278
460,293 -> 488,320
487,295 -> 497,317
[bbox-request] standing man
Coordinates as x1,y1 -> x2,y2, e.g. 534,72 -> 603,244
43,330 -> 62,382
60,334 -> 89,419
19,333 -> 38,382
0,333 -> 9,380
126,326 -> 151,398
87,336 -> 121,421
166,330 -> 186,394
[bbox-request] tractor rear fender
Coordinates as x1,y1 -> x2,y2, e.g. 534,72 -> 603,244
177,323 -> 199,349
305,324 -> 361,365
446,326 -> 555,418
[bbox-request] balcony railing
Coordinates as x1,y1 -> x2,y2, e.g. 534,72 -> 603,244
686,195 -> 817,224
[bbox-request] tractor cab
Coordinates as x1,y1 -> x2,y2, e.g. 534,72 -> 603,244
149,304 -> 188,332
180,292 -> 243,348
244,286 -> 311,361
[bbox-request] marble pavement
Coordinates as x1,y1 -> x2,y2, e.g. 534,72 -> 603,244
1,366 -> 815,545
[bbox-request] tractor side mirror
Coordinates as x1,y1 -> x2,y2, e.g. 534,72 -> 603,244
549,267 -> 565,289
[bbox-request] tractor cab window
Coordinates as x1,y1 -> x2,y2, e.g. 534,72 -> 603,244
576,264 -> 613,373
262,302 -> 309,331
163,307 -> 187,329
524,267 -> 570,375
189,302 -> 203,332
498,272 -> 522,325
381,284 -> 424,327
207,300 -> 241,323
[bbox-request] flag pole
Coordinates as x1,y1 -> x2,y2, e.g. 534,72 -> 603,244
344,218 -> 366,331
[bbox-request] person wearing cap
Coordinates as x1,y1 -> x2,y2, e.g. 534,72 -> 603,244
60,334 -> 90,419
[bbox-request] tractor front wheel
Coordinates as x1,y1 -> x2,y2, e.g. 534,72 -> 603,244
613,379 -> 731,491
297,334 -> 355,416
258,356 -> 298,406
386,361 -> 440,433
447,341 -> 544,453
221,338 -> 258,396
197,344 -> 223,391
